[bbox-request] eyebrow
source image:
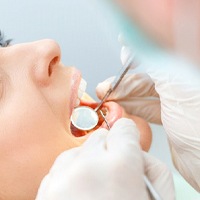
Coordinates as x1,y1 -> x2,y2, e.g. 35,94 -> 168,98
0,30 -> 12,47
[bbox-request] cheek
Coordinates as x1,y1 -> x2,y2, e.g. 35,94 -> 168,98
0,85 -> 71,159
0,66 -> 75,157
41,69 -> 72,124
0,97 -> 77,198
122,111 -> 152,152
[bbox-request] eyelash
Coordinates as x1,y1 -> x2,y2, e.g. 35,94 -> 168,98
0,30 -> 12,47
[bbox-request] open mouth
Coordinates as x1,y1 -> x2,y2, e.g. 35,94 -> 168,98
70,78 -> 123,137
70,92 -> 123,137
69,78 -> 152,151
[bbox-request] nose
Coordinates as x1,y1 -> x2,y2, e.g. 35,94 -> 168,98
31,39 -> 61,86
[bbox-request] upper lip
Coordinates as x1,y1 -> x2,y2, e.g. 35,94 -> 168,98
69,67 -> 82,116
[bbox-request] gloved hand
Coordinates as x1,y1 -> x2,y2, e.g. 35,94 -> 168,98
36,118 -> 174,200
96,45 -> 200,191
96,72 -> 161,124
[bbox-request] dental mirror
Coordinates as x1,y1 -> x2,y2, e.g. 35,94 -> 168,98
71,106 -> 99,130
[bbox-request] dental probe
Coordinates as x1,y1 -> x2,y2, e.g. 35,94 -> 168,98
99,110 -> 111,130
70,55 -> 134,131
144,176 -> 162,200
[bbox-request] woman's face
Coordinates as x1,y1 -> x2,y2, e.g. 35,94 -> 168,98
0,39 -> 85,199
0,39 -> 152,199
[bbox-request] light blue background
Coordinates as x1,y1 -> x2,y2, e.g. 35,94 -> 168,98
0,0 -> 199,199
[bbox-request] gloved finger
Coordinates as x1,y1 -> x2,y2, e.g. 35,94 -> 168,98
48,147 -> 80,174
118,33 -> 127,46
96,76 -> 114,100
143,152 -> 175,200
36,176 -> 49,200
121,45 -> 136,67
146,59 -> 200,103
96,73 -> 159,100
81,128 -> 108,152
36,147 -> 81,200
106,118 -> 141,156
118,98 -> 161,124
120,45 -> 141,69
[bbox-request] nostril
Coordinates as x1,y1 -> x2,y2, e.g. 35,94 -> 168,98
48,56 -> 59,76
33,39 -> 61,85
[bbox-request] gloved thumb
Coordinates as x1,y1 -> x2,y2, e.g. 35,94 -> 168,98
143,152 -> 175,200
96,76 -> 114,100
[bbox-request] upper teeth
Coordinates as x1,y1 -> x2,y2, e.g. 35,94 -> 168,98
78,78 -> 87,99
75,99 -> 80,107
75,78 -> 87,107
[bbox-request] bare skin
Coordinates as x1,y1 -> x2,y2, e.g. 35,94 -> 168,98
114,0 -> 200,64
0,40 -> 151,200
115,0 -> 174,48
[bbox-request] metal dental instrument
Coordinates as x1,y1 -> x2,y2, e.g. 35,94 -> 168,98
144,176 -> 162,200
71,55 -> 134,131
94,55 -> 134,113
99,110 -> 111,130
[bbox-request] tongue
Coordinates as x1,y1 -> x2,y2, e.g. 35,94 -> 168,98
70,100 -> 123,137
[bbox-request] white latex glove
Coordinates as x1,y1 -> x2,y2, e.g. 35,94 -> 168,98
96,46 -> 200,192
96,72 -> 161,124
36,118 -> 174,200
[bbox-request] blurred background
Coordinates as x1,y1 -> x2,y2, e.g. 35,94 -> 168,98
0,0 -> 199,199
